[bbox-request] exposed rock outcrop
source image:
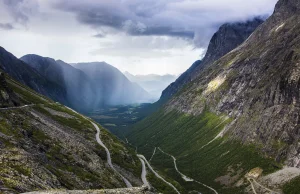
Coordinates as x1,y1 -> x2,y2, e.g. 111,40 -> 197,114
159,18 -> 263,102
23,186 -> 154,194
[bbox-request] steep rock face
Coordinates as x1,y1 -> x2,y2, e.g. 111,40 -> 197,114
0,73 -> 20,107
160,18 -> 263,102
0,47 -> 68,105
21,55 -> 95,112
74,62 -> 152,108
166,0 -> 300,167
160,60 -> 202,102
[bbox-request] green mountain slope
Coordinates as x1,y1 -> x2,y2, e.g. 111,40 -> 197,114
0,71 -> 145,193
128,0 -> 300,193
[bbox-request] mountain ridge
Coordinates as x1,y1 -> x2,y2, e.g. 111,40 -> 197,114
74,62 -> 152,107
127,0 -> 300,193
20,55 -> 152,112
0,47 -> 69,106
159,18 -> 264,103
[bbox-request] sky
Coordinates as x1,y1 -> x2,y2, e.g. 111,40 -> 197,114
0,0 -> 278,75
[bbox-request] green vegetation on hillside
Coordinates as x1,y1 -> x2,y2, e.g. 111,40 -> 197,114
128,110 -> 281,193
0,73 -> 145,192
282,176 -> 300,194
33,103 -> 143,182
87,103 -> 153,137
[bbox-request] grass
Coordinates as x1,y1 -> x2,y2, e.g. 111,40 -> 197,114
33,104 -> 93,134
11,165 -> 31,177
87,103 -> 152,137
0,119 -> 12,135
282,176 -> 300,194
128,110 -> 281,193
8,81 -> 47,104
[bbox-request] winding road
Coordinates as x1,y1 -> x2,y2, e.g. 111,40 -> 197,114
149,147 -> 156,162
247,178 -> 258,194
137,154 -> 180,194
0,104 -> 34,110
138,157 -> 150,189
157,147 -> 218,194
158,148 -> 193,182
248,178 -> 280,194
1,104 -> 135,188
92,122 -> 133,188
67,106 -> 151,189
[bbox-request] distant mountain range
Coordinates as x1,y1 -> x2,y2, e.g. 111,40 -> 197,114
0,50 -> 152,113
74,62 -> 153,107
124,72 -> 177,100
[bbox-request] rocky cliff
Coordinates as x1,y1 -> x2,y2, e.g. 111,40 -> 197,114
0,73 -> 21,108
160,18 -> 263,102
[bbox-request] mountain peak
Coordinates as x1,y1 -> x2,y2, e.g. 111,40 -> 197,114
202,17 -> 264,66
274,0 -> 300,15
159,18 -> 263,103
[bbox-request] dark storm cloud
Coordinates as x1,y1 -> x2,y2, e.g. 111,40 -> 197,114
0,23 -> 14,30
52,0 -> 277,47
126,25 -> 194,39
0,0 -> 277,48
53,0 -> 196,40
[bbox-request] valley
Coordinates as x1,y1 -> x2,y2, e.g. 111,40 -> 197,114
1,0 -> 300,193
86,103 -> 152,137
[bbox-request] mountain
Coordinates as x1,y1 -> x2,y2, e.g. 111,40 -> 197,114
127,1 -> 300,193
0,47 -> 69,106
160,18 -> 264,103
0,67 -> 149,193
74,62 -> 152,107
21,55 -> 95,112
20,56 -> 153,112
124,72 -> 177,100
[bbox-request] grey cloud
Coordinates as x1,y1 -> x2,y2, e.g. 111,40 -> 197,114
93,33 -> 106,38
1,0 -> 39,25
0,23 -> 14,30
53,0 -> 196,41
53,0 -> 278,47
131,27 -> 194,39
